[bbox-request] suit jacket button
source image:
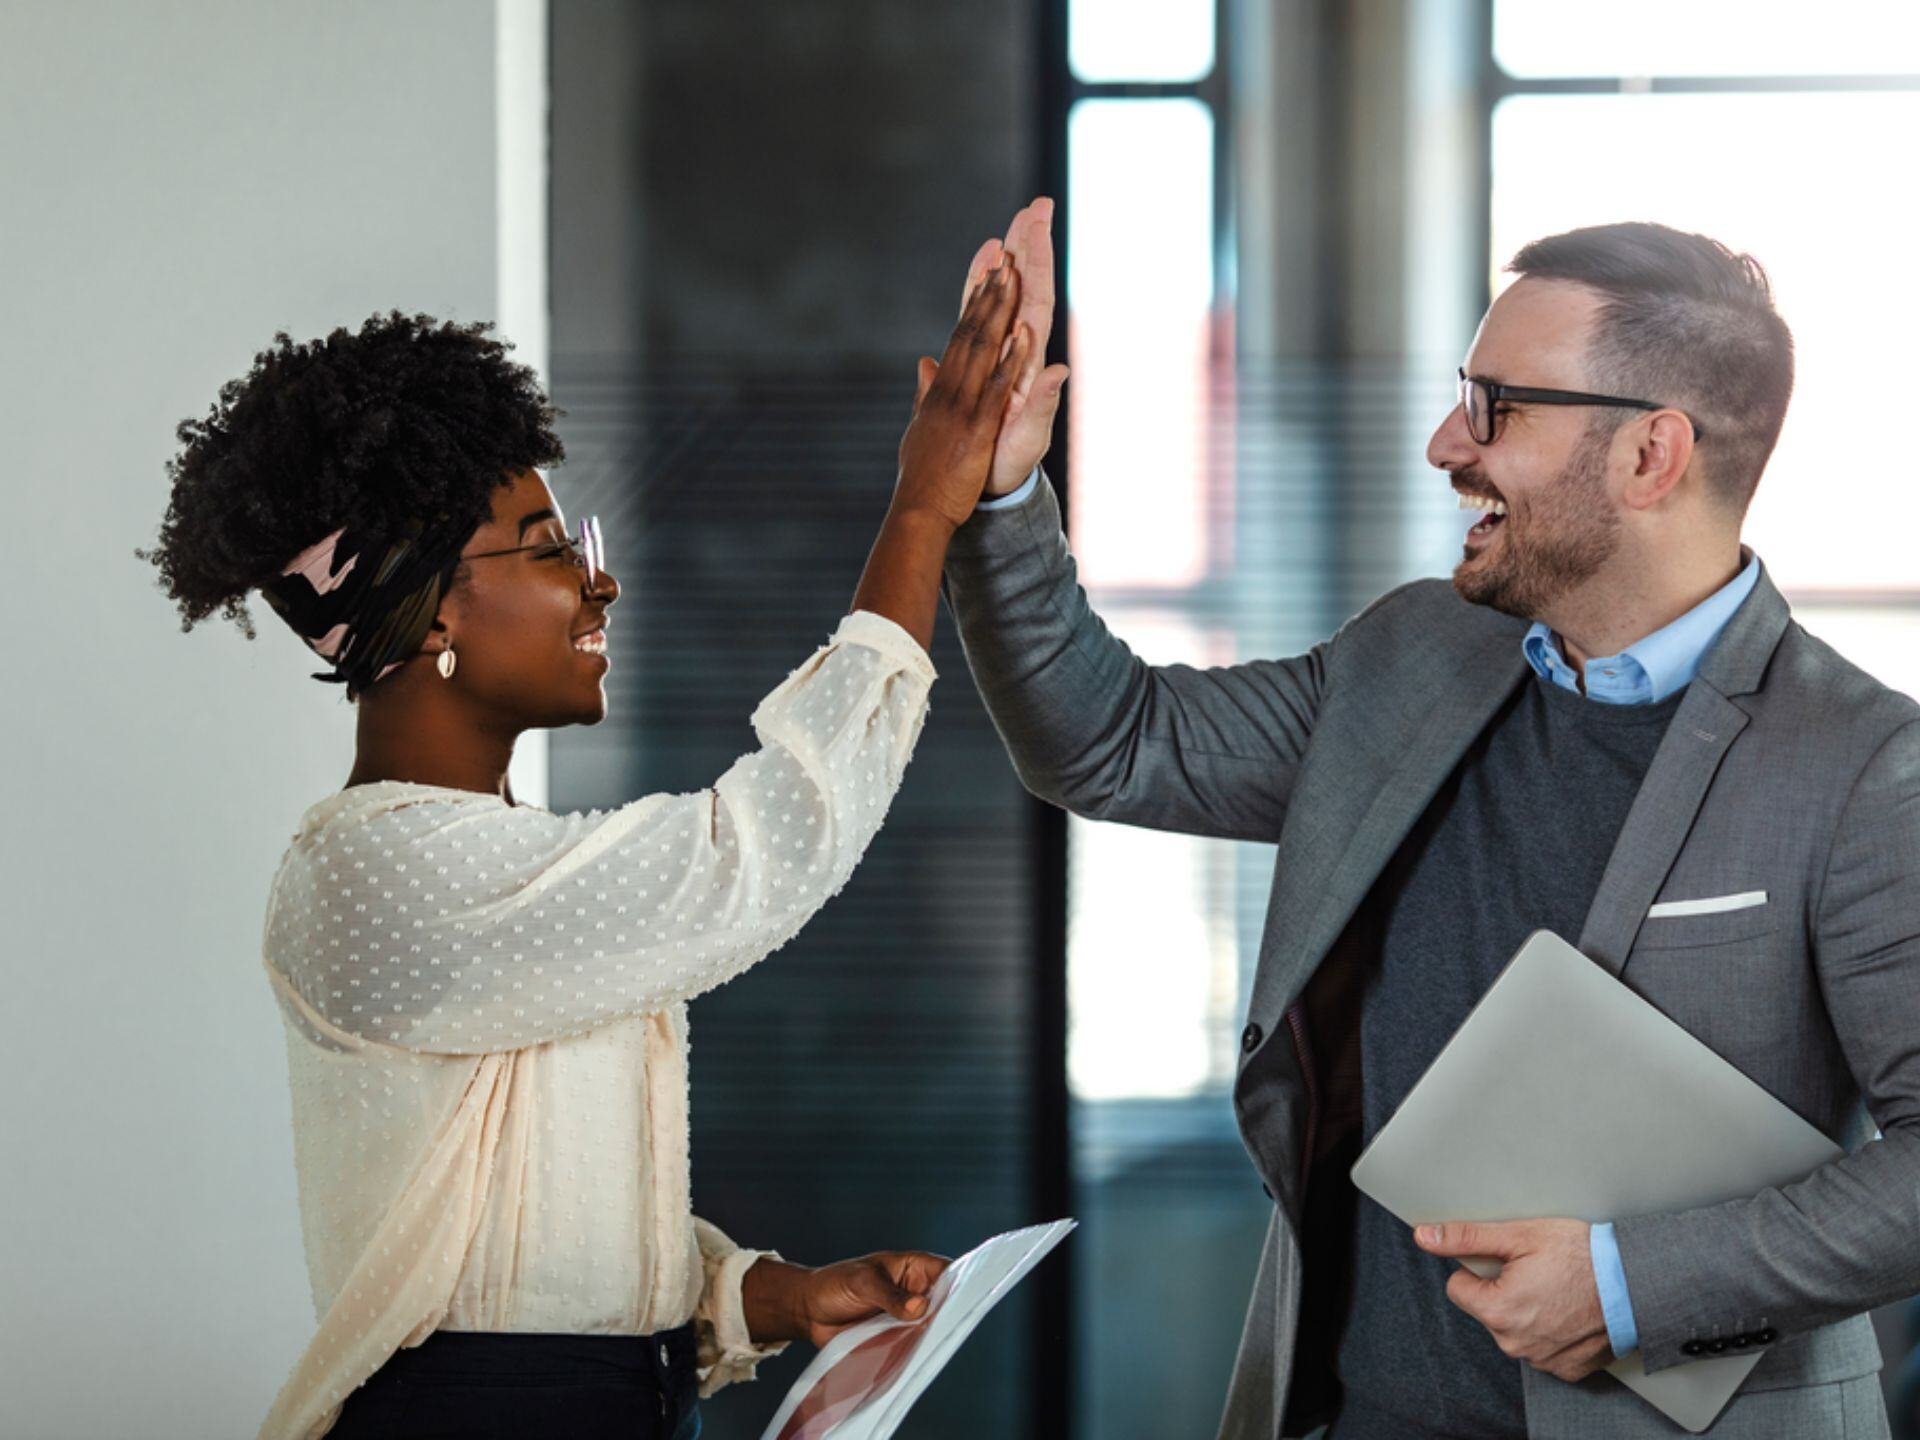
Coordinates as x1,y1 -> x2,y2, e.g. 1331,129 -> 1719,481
1242,1022 -> 1264,1054
1755,1328 -> 1777,1344
1681,1340 -> 1705,1356
1706,1339 -> 1727,1353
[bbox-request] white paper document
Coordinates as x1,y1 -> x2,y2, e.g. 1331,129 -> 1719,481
758,1219 -> 1076,1440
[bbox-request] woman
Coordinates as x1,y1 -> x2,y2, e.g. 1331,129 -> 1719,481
137,255 -> 1039,1438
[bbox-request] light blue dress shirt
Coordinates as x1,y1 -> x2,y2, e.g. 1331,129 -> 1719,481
1521,556 -> 1760,709
975,465 -> 1043,511
975,471 -> 1762,1360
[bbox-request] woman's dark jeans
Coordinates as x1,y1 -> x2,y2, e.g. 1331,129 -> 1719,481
326,1323 -> 702,1439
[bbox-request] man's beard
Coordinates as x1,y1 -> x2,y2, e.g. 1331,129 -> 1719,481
1452,427 -> 1621,620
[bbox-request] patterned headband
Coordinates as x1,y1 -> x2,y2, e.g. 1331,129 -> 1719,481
260,510 -> 477,699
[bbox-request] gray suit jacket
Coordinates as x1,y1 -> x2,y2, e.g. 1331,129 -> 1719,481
941,472 -> 1920,1439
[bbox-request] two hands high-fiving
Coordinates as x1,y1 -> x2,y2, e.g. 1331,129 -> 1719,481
891,197 -> 1070,527
851,200 -> 1067,660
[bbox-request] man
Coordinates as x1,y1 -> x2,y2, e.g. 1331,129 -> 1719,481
936,202 -> 1920,1438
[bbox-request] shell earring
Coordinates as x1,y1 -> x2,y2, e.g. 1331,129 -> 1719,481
437,646 -> 457,679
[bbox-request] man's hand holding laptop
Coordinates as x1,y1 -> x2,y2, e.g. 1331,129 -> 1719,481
1414,1218 -> 1613,1382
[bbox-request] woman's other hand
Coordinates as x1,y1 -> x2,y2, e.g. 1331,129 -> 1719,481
742,1251 -> 951,1347
893,255 -> 1031,531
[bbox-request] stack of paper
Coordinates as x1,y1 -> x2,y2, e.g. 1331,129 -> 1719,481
759,1220 -> 1076,1440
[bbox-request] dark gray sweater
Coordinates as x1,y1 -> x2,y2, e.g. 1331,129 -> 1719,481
1327,674 -> 1687,1440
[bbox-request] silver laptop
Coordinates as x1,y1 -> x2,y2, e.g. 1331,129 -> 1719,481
1348,929 -> 1844,1433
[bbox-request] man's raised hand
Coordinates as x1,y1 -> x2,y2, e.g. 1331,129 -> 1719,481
949,197 -> 1069,498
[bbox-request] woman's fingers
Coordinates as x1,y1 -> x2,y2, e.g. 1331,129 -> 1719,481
940,259 -> 1021,397
932,262 -> 999,380
980,323 -> 1033,416
956,259 -> 1015,361
868,1251 -> 948,1318
888,1251 -> 951,1292
953,241 -> 1007,331
960,237 -> 1003,317
872,1265 -> 927,1321
830,1254 -> 944,1325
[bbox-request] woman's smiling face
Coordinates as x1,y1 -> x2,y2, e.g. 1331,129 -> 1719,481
435,467 -> 621,727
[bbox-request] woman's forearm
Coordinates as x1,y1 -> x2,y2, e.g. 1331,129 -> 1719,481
850,504 -> 957,654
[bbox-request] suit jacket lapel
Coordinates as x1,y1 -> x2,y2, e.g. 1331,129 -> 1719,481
1576,557 -> 1791,976
1248,611 -> 1531,1026
1575,686 -> 1749,975
1249,556 -> 1793,1022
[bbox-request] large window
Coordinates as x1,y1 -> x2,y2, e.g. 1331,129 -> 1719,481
1490,3 -> 1920,701
1064,9 -> 1234,1103
1061,4 -> 1272,1437
1065,87 -> 1233,1102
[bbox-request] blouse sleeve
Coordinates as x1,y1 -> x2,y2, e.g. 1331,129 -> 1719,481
691,1216 -> 790,1396
273,609 -> 934,1053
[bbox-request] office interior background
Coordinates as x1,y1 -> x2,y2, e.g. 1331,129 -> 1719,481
5,1 -> 1920,1436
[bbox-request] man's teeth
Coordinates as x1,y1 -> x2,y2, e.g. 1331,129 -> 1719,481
1457,494 -> 1508,517
572,631 -> 606,654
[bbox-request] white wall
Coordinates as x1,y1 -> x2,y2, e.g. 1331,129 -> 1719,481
0,2 -> 546,1433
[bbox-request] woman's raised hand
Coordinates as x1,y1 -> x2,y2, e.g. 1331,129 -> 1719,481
892,255 -> 1032,532
848,244 -> 1030,652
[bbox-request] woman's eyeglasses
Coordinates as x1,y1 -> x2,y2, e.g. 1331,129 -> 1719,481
462,515 -> 604,588
1458,368 -> 1704,447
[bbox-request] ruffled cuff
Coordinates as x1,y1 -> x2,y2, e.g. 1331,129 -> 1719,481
692,1216 -> 791,1397
835,608 -> 938,690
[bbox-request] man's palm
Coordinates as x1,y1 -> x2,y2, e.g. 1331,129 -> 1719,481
955,198 -> 1069,495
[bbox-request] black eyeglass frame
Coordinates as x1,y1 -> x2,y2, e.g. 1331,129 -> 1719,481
1458,368 -> 1703,445
461,514 -> 604,587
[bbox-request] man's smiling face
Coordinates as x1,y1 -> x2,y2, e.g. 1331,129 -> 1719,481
1428,278 -> 1627,620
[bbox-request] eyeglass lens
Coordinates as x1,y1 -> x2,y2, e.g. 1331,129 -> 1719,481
580,515 -> 602,587
1460,376 -> 1491,444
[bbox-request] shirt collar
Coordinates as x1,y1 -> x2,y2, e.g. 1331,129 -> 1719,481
1522,549 -> 1761,705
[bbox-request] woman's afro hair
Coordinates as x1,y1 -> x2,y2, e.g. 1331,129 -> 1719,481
136,309 -> 565,640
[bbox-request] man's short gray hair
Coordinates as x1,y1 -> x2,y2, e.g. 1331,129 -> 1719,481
1507,222 -> 1794,513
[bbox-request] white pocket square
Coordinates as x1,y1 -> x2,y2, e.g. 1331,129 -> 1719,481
1647,890 -> 1768,919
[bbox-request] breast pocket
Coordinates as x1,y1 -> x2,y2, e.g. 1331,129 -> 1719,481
1635,890 -> 1780,951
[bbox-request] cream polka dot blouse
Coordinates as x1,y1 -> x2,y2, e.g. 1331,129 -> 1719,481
254,610 -> 935,1439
